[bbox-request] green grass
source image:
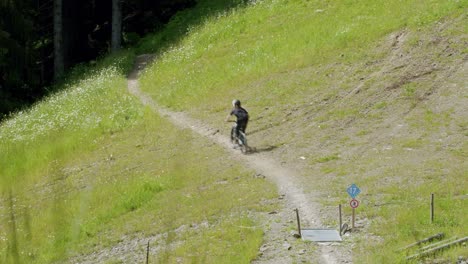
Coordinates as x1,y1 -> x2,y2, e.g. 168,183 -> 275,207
0,46 -> 277,262
320,148 -> 467,262
314,154 -> 340,164
0,50 -> 142,262
1,106 -> 278,263
136,0 -> 467,262
0,50 -> 140,189
137,1 -> 467,263
139,0 -> 465,114
360,176 -> 467,263
165,217 -> 263,263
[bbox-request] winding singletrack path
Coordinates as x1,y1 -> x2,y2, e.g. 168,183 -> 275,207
128,54 -> 348,264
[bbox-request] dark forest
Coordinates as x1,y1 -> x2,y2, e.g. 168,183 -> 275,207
0,0 -> 195,117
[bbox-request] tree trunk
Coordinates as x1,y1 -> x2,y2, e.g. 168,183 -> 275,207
111,0 -> 121,52
53,0 -> 64,79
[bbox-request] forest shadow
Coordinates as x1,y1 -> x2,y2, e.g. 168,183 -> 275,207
135,0 -> 250,56
1,0 -> 250,122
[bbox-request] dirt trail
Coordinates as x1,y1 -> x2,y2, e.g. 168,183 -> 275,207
128,54 -> 349,264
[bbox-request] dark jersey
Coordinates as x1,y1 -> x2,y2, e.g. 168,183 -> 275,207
230,107 -> 249,122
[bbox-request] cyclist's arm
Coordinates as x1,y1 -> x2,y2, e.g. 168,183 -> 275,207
225,113 -> 233,122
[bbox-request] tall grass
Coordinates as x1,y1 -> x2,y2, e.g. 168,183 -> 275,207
0,45 -> 277,262
0,51 -> 140,189
1,108 -> 278,263
0,50 -> 142,262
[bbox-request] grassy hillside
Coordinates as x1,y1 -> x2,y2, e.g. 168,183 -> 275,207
138,0 -> 467,262
139,0 -> 465,111
1,0 -> 467,263
0,49 -> 277,263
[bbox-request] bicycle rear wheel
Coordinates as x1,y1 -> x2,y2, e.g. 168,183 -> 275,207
238,132 -> 248,153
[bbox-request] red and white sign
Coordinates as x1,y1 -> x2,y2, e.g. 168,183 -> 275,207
350,199 -> 359,209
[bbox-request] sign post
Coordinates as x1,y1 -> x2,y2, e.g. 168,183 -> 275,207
339,204 -> 342,236
347,184 -> 361,229
294,208 -> 301,238
350,198 -> 359,228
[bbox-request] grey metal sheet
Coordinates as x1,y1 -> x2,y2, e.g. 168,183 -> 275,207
301,229 -> 342,242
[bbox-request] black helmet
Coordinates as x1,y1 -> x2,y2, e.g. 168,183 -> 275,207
232,99 -> 241,107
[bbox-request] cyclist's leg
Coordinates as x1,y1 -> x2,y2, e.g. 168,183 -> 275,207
238,121 -> 247,145
231,124 -> 238,143
235,123 -> 241,140
240,120 -> 247,134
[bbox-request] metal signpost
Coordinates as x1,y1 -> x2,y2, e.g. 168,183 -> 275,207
347,184 -> 361,229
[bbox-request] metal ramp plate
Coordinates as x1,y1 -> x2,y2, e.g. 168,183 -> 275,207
301,229 -> 342,242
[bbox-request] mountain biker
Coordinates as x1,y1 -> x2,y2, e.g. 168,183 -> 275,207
225,99 -> 249,145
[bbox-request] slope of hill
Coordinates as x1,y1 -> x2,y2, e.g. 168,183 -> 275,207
1,0 -> 466,263
138,0 -> 467,262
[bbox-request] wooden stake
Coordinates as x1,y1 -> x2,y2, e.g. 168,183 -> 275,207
339,204 -> 342,236
146,240 -> 150,264
294,208 -> 301,238
430,193 -> 434,223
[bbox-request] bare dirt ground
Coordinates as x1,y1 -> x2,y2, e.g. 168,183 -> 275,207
127,54 -> 351,264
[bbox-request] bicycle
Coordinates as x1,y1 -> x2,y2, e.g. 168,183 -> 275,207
231,123 -> 249,154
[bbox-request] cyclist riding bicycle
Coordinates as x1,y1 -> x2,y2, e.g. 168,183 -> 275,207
225,99 -> 249,145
